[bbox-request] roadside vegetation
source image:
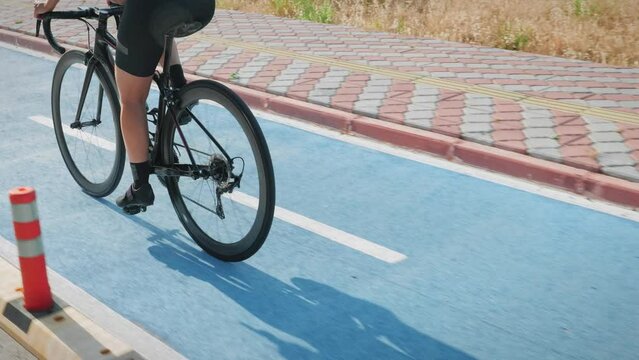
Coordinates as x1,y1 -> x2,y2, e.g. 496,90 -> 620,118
217,0 -> 639,67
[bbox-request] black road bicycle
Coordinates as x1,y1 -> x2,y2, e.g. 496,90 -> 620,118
37,5 -> 275,261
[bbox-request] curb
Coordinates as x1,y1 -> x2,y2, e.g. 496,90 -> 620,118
0,257 -> 143,359
2,28 -> 638,210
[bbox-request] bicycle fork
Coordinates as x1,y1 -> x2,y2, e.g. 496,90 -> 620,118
70,56 -> 103,129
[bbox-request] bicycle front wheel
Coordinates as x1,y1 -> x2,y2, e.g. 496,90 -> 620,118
161,80 -> 275,261
51,50 -> 125,197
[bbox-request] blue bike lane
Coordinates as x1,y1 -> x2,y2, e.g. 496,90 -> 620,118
1,45 -> 638,360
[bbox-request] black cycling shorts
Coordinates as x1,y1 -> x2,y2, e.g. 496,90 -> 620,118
116,0 -> 215,77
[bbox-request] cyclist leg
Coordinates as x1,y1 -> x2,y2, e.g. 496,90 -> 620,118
114,0 -> 215,213
114,0 -> 164,211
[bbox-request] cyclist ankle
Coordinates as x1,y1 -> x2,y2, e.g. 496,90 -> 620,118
130,161 -> 152,188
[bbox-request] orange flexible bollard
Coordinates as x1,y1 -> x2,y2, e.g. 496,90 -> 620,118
9,187 -> 53,312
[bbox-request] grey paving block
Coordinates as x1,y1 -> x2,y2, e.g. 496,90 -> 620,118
353,99 -> 383,109
463,114 -> 493,123
528,148 -> 563,162
411,96 -> 440,103
619,101 -> 639,108
461,123 -> 492,133
266,86 -> 288,95
424,54 -> 449,58
586,100 -> 620,108
406,110 -> 435,120
557,87 -> 594,93
502,85 -> 533,92
395,61 -> 417,67
553,76 -> 591,82
369,61 -> 392,66
590,77 -> 617,83
522,118 -> 555,128
367,79 -> 393,86
358,92 -> 387,100
408,103 -> 437,111
366,86 -> 393,94
586,122 -> 620,132
589,132 -> 624,142
431,72 -> 457,78
619,89 -> 639,95
465,98 -> 494,106
285,68 -> 309,75
277,74 -> 302,81
289,62 -> 312,69
462,132 -> 494,146
524,128 -> 557,138
309,89 -> 339,97
315,82 -> 343,90
326,70 -> 351,77
194,69 -> 215,77
307,96 -> 331,105
531,85 -> 552,92
589,88 -> 619,94
491,64 -> 515,70
463,107 -> 493,115
583,115 -> 614,124
598,153 -> 637,167
439,63 -> 465,68
467,64 -> 491,69
525,138 -> 560,149
404,118 -> 433,130
314,51 -> 336,56
602,166 -> 639,182
203,58 -> 231,65
593,142 -> 632,154
457,73 -> 483,79
510,75 -> 537,80
482,74 -> 510,79
413,87 -> 440,96
269,80 -> 296,87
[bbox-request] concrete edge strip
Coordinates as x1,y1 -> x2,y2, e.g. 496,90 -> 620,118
1,29 -> 637,210
0,239 -> 186,360
0,254 -> 142,359
197,35 -> 639,126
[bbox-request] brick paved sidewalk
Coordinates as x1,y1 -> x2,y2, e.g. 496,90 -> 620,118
1,0 -> 638,183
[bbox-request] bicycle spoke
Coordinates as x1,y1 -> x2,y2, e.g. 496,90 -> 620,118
182,193 -> 216,215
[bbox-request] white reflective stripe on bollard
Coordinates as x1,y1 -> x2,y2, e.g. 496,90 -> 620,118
16,237 -> 45,258
10,203 -> 39,223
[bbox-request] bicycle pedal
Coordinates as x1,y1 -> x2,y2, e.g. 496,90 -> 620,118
123,205 -> 145,215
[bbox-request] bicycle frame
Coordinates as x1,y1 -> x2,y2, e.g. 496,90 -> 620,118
40,6 -> 239,184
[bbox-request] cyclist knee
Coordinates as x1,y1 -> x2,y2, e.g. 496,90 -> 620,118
120,96 -> 146,111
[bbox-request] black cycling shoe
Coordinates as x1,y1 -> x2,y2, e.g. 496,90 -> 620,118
115,183 -> 155,215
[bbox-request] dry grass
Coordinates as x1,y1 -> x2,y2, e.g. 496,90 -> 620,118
217,0 -> 639,67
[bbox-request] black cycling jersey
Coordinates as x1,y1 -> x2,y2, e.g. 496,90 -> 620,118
116,0 -> 215,77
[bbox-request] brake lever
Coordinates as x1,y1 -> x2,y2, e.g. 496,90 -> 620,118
35,18 -> 41,37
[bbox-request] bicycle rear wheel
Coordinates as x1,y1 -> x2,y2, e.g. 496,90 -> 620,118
161,80 -> 275,261
51,50 -> 125,197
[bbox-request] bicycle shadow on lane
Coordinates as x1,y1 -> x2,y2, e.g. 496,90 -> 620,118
95,198 -> 474,360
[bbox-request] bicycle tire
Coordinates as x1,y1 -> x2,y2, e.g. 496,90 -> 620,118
51,50 -> 125,197
160,80 -> 276,261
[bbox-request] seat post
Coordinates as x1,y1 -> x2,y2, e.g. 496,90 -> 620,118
162,33 -> 176,89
